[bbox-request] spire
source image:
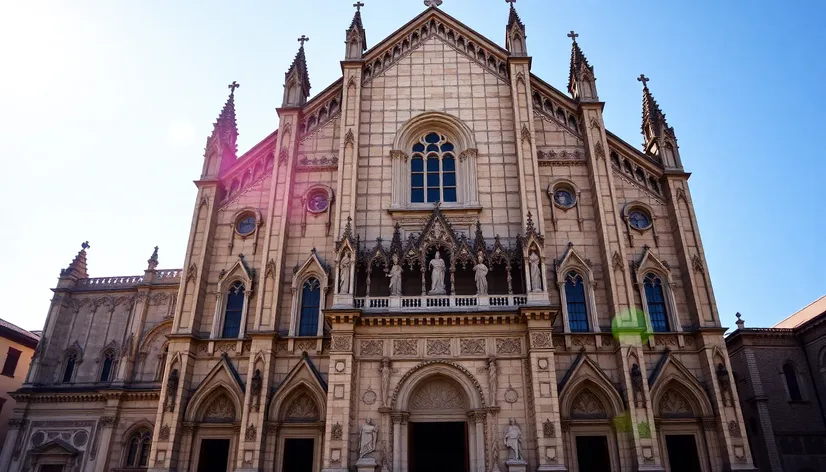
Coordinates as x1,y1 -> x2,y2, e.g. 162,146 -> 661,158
345,2 -> 367,60
60,242 -> 89,279
638,74 -> 681,168
203,81 -> 240,177
505,1 -> 527,56
566,31 -> 597,101
282,36 -> 311,107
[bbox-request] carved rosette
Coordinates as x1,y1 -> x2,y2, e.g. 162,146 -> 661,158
460,338 -> 485,355
360,339 -> 383,356
530,332 -> 552,349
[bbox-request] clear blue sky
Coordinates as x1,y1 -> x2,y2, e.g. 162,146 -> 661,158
1,0 -> 823,332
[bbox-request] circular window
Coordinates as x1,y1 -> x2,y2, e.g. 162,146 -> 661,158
236,215 -> 257,236
628,210 -> 651,230
553,188 -> 576,208
307,193 -> 329,213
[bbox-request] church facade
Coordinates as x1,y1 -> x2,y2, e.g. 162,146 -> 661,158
1,3 -> 757,472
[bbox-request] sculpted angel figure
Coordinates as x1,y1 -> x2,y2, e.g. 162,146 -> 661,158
387,254 -> 403,296
429,251 -> 446,294
529,251 -> 542,292
473,252 -> 489,295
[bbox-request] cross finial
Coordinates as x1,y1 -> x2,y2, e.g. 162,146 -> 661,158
353,1 -> 364,11
81,241 -> 90,250
228,81 -> 240,95
423,0 -> 443,7
567,30 -> 579,42
297,35 -> 309,47
638,74 -> 650,87
506,0 -> 516,5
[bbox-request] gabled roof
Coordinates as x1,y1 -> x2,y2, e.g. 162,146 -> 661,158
774,293 -> 826,329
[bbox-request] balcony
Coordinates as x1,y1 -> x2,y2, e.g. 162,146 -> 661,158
352,294 -> 529,312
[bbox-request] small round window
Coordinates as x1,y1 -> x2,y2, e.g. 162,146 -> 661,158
236,215 -> 257,236
553,188 -> 576,208
307,193 -> 329,213
628,210 -> 651,230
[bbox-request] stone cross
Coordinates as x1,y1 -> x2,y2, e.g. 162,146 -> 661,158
228,81 -> 240,94
423,0 -> 442,7
506,0 -> 516,5
81,241 -> 90,250
638,74 -> 650,87
353,1 -> 364,11
567,30 -> 579,42
297,35 -> 309,47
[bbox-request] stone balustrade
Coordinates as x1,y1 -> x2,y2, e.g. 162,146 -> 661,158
353,294 -> 528,312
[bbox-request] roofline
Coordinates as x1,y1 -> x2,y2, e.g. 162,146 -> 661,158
0,320 -> 40,349
773,293 -> 826,328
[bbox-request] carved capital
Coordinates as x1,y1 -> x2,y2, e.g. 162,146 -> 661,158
390,411 -> 410,425
99,416 -> 118,427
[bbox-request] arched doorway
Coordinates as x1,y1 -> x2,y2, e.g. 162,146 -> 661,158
560,380 -> 626,472
268,385 -> 326,472
653,381 -> 713,472
392,362 -> 487,472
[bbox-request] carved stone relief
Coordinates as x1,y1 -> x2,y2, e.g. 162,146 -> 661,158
286,393 -> 319,420
393,339 -> 418,356
571,389 -> 607,419
204,394 -> 236,422
360,339 -> 383,356
426,339 -> 451,356
410,380 -> 466,411
659,389 -> 693,418
460,338 -> 486,355
495,338 -> 521,355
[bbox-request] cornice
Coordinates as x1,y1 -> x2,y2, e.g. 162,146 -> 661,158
11,388 -> 161,404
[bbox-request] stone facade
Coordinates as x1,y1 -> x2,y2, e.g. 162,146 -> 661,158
0,319 -> 40,453
726,300 -> 826,472
1,3 -> 756,472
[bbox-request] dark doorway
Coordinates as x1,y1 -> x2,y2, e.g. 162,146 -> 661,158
666,435 -> 702,472
283,438 -> 314,472
409,422 -> 468,472
197,438 -> 230,472
39,466 -> 64,472
576,435 -> 612,472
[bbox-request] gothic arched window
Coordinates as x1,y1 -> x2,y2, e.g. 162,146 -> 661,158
221,281 -> 245,338
125,429 -> 152,468
62,352 -> 77,383
299,278 -> 321,336
410,133 -> 457,204
783,363 -> 803,401
99,349 -> 116,382
644,273 -> 670,332
565,272 -> 589,332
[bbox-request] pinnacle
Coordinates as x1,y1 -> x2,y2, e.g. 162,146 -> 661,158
507,3 -> 525,33
567,37 -> 593,95
349,9 -> 364,32
640,77 -> 672,138
286,44 -> 312,91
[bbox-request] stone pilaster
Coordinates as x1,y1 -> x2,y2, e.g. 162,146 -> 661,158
616,346 -> 665,471
524,310 -> 567,471
235,335 -> 276,472
92,414 -> 119,472
322,311 -> 359,472
334,59 -> 363,239
114,289 -> 149,384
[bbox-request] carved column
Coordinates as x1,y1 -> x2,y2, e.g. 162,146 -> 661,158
323,312 -> 358,472
92,415 -> 118,472
469,410 -> 487,472
524,310 -> 566,471
390,411 -> 409,472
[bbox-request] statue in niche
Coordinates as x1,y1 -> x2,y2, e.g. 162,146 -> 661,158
473,252 -> 489,295
338,251 -> 352,295
487,356 -> 498,406
529,251 -> 542,292
250,369 -> 262,411
166,369 -> 179,412
717,362 -> 733,407
631,363 -> 645,408
379,357 -> 391,407
359,417 -> 379,459
504,418 -> 524,461
387,254 -> 403,296
429,251 -> 446,295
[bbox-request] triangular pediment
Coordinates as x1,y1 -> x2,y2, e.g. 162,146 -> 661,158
219,254 -> 254,287
556,243 -> 592,278
269,353 -> 328,422
648,350 -> 714,417
416,205 -> 460,251
558,350 -> 625,417
185,354 -> 245,422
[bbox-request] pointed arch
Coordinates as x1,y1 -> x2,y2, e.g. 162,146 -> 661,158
269,355 -> 328,422
289,250 -> 330,337
559,354 -> 624,419
185,356 -> 245,423
634,246 -> 680,333
649,354 -> 714,418
120,419 -> 155,444
210,255 -> 254,339
556,243 -> 599,333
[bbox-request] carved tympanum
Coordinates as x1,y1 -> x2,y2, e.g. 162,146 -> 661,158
571,388 -> 607,419
204,394 -> 236,422
410,380 -> 466,411
659,389 -> 693,418
286,393 -> 319,420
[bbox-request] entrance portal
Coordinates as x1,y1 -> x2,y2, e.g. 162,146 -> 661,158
283,438 -> 314,472
575,435 -> 611,472
197,438 -> 230,472
409,422 -> 468,472
665,435 -> 702,472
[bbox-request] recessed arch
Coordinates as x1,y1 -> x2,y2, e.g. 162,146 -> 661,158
392,360 -> 485,411
392,111 -> 477,152
561,378 -> 624,420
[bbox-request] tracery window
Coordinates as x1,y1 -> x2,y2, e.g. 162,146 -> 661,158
410,133 -> 457,204
125,429 -> 152,468
221,281 -> 245,338
644,273 -> 669,332
299,278 -> 321,336
783,363 -> 803,401
565,272 -> 589,332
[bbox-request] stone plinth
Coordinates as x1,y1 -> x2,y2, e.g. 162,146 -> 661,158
355,457 -> 378,472
506,459 -> 528,472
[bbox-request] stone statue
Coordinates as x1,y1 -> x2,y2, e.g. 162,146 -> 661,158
717,363 -> 733,406
429,251 -> 446,294
504,418 -> 523,461
631,363 -> 644,408
487,356 -> 498,406
166,369 -> 179,412
529,251 -> 542,292
473,252 -> 489,295
250,369 -> 262,411
387,254 -> 403,296
359,417 -> 379,459
339,251 -> 352,295
379,357 -> 391,407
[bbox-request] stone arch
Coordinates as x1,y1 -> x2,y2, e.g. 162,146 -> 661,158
269,377 -> 327,423
186,382 -> 243,423
280,390 -> 322,422
392,360 -> 485,411
560,378 -> 624,420
651,377 -> 713,419
392,111 -> 476,157
120,419 -> 154,444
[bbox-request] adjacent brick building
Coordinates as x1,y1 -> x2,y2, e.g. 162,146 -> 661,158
1,3 -> 757,472
726,296 -> 826,472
